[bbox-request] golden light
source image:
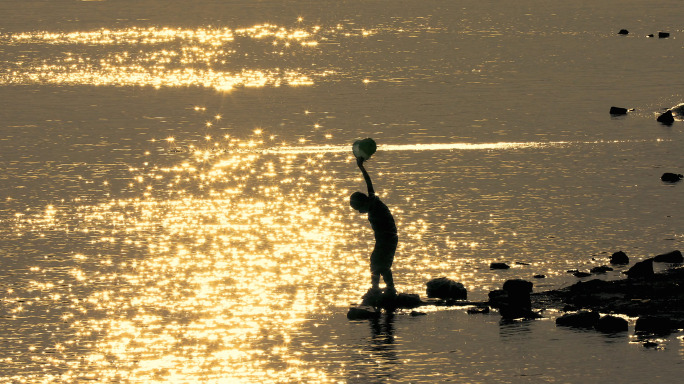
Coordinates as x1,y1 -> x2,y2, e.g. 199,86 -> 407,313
3,24 -> 335,91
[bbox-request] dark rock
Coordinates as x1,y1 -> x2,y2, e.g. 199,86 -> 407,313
657,110 -> 674,125
488,289 -> 508,309
653,250 -> 683,263
490,262 -> 510,270
610,251 -> 630,265
658,32 -> 670,38
647,34 -> 655,38
575,278 -> 614,290
533,274 -> 546,279
596,315 -> 629,333
496,279 -> 538,320
410,310 -> 427,317
556,311 -> 600,328
394,293 -> 424,309
635,315 -> 678,335
618,29 -> 629,35
590,265 -> 614,274
610,106 -> 628,115
661,173 -> 683,183
426,277 -> 467,300
624,258 -> 654,279
573,271 -> 592,278
361,288 -> 384,307
503,279 -> 533,295
347,305 -> 380,320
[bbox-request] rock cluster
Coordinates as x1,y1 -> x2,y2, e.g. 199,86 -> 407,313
348,251 -> 684,342
532,263 -> 684,336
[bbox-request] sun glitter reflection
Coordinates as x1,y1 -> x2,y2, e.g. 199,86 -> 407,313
3,134 -> 366,382
0,24 -> 343,90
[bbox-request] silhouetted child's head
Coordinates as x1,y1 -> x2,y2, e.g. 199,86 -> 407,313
350,192 -> 370,213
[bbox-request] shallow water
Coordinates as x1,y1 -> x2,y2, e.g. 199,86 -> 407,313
1,0 -> 684,382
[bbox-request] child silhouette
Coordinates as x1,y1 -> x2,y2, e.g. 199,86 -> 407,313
350,157 -> 398,296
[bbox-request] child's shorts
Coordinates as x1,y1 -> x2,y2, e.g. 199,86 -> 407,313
370,234 -> 398,273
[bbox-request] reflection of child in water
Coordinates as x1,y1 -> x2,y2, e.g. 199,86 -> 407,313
350,157 -> 397,296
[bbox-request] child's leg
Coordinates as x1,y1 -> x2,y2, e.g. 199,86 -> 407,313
381,269 -> 394,290
371,272 -> 381,289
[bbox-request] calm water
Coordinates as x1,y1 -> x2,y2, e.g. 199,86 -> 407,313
1,0 -> 683,382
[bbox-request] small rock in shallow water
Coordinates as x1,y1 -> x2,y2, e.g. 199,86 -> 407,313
618,29 -> 629,35
653,250 -> 683,263
490,262 -> 510,270
590,265 -> 614,274
410,310 -> 427,317
624,258 -> 654,278
573,271 -> 592,278
426,277 -> 467,300
661,173 -> 683,182
556,311 -> 600,328
658,32 -> 670,38
657,110 -> 675,125
610,106 -> 628,115
610,251 -> 630,265
596,315 -> 628,333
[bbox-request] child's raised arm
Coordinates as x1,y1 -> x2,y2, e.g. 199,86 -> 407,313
356,157 -> 375,198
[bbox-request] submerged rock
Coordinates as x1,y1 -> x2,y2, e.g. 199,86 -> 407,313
467,306 -> 490,314
426,277 -> 467,300
610,251 -> 630,265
